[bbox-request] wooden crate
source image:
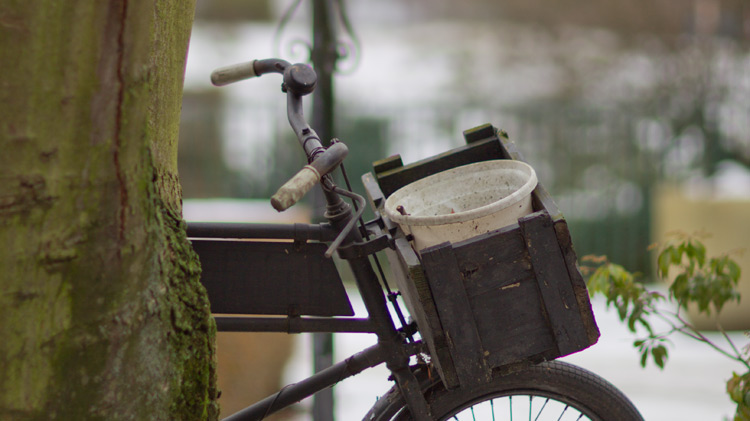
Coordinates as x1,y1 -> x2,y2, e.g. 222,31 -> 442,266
362,123 -> 599,389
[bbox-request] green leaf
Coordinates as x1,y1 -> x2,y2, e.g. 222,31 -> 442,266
671,273 -> 689,306
652,345 -> 668,369
728,260 -> 742,284
671,245 -> 684,265
628,303 -> 643,332
657,246 -> 673,278
617,301 -> 628,321
692,240 -> 707,267
713,256 -> 726,275
728,373 -> 742,402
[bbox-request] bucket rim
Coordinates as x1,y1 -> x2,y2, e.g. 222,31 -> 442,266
383,159 -> 537,227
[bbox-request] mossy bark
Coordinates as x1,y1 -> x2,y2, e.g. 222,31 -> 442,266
0,1 -> 219,420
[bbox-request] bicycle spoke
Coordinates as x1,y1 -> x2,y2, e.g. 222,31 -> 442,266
509,396 -> 512,421
528,396 -> 532,421
432,393 -> 600,421
533,398 -> 550,421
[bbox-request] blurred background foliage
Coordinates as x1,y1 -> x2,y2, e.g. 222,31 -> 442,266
178,0 -> 750,276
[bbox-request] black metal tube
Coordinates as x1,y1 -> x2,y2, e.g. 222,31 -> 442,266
309,141 -> 348,175
311,3 -> 339,419
311,0 -> 336,147
186,222 -> 338,242
287,93 -> 325,160
344,254 -> 434,420
222,343 -> 387,421
253,58 -> 289,76
214,316 -> 376,334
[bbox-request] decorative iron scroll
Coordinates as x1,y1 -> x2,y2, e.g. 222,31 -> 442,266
272,0 -> 361,74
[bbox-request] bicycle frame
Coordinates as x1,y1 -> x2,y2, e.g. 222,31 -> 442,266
201,57 -> 439,420
188,218 -> 433,420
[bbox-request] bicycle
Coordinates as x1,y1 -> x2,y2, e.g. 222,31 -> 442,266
186,57 -> 645,421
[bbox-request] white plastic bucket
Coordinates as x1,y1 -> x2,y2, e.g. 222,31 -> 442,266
384,160 -> 538,251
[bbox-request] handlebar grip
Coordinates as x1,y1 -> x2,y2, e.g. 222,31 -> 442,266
270,165 -> 322,212
210,60 -> 257,86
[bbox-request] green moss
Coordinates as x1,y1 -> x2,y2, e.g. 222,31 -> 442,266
158,202 -> 219,420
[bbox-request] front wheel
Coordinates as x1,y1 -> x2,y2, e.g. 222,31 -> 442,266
364,361 -> 643,421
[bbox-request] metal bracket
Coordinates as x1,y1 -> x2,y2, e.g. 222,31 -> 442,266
336,234 -> 391,260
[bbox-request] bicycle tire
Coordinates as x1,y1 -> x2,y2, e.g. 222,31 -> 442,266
364,361 -> 643,421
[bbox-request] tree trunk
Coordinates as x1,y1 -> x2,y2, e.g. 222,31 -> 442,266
0,1 -> 219,419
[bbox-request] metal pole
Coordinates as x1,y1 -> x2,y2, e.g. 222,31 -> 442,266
311,0 -> 338,420
311,0 -> 336,147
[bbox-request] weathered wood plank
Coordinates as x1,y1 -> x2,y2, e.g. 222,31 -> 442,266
468,275 -> 557,367
451,226 -> 531,297
554,219 -> 601,345
462,123 -> 497,144
374,137 -> 505,197
361,172 -> 386,212
372,155 -> 404,174
519,212 -> 590,356
421,243 -> 490,387
384,241 -> 460,388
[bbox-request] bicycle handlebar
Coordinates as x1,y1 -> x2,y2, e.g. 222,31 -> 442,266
210,58 -> 293,86
271,142 -> 349,211
211,58 -> 350,217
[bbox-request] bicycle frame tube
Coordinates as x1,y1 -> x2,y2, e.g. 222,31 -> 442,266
222,341 -> 424,421
187,221 -> 338,242
190,218 -> 433,419
323,198 -> 434,421
213,316 -> 375,333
